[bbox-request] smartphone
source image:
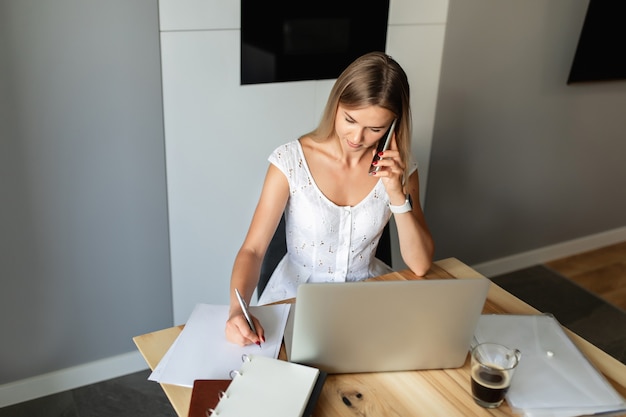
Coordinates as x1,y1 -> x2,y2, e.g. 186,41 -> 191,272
369,119 -> 397,174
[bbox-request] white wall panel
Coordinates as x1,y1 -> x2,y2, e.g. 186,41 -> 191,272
159,0 -> 449,31
389,0 -> 448,25
160,2 -> 449,323
161,30 -> 323,322
387,24 -> 447,203
159,0 -> 239,31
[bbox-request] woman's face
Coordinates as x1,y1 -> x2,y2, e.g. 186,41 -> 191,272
334,104 -> 395,152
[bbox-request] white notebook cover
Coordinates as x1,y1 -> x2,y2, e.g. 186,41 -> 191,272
211,355 -> 321,417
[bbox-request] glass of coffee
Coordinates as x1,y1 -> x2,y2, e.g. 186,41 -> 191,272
471,343 -> 521,408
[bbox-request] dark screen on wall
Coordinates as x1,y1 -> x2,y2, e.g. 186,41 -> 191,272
241,1 -> 390,85
568,1 -> 626,84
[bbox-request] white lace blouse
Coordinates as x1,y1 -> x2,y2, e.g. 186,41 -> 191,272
257,140 -> 415,305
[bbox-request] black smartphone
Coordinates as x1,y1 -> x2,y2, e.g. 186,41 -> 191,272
369,119 -> 397,174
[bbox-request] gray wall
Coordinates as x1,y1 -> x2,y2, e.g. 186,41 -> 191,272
3,0 -> 626,392
0,0 -> 172,384
425,0 -> 626,266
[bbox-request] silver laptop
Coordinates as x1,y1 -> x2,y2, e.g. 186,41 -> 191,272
284,278 -> 490,373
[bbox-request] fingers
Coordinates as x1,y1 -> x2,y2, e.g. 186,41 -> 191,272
225,313 -> 266,346
370,149 -> 404,177
371,149 -> 406,197
251,316 -> 265,344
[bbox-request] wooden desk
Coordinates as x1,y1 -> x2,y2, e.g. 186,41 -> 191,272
133,258 -> 626,416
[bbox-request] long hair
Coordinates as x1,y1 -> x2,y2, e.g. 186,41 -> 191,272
306,52 -> 412,178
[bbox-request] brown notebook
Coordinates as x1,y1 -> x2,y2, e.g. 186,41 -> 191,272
188,379 -> 231,417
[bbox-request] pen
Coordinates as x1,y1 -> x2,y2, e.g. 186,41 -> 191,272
235,288 -> 262,348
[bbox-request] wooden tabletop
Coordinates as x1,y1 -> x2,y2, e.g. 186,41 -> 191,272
133,258 -> 626,417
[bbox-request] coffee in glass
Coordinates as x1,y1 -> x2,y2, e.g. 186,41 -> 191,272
471,343 -> 521,408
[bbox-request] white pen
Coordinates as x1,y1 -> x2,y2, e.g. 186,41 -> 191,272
235,288 -> 262,348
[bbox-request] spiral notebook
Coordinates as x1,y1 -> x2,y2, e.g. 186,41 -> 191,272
206,354 -> 327,417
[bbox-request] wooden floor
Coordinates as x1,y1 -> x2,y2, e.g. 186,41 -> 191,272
545,241 -> 626,311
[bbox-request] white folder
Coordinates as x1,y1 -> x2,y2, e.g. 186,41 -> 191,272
473,314 -> 626,417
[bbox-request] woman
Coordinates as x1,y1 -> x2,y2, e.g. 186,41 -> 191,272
226,52 -> 434,346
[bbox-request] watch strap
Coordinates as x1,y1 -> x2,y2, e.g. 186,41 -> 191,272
389,194 -> 412,214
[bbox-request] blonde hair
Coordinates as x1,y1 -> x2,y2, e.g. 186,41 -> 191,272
307,52 -> 412,177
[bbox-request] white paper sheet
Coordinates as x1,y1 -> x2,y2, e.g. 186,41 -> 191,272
474,314 -> 626,417
149,303 -> 291,387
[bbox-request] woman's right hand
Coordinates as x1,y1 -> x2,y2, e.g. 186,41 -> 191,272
225,310 -> 266,347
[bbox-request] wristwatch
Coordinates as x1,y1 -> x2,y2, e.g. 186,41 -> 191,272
389,194 -> 413,214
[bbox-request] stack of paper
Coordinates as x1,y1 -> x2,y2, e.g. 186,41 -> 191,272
149,303 -> 291,386
474,314 -> 626,417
